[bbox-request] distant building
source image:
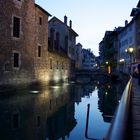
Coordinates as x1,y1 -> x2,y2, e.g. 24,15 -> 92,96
99,28 -> 121,73
81,49 -> 95,70
131,1 -> 140,63
118,20 -> 136,73
75,43 -> 83,70
99,40 -> 104,66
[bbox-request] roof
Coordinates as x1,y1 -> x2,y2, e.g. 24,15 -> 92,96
49,16 -> 78,36
137,1 -> 140,7
35,4 -> 51,17
130,8 -> 140,17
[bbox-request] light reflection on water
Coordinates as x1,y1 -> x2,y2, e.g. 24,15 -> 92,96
0,79 -> 124,140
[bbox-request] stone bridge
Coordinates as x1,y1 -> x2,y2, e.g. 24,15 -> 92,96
73,70 -> 118,83
74,70 -> 101,83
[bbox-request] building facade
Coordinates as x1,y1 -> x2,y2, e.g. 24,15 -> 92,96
0,0 -> 74,86
75,43 -> 83,70
118,20 -> 136,73
131,2 -> 140,63
0,0 -> 37,85
81,49 -> 95,70
48,16 -> 78,80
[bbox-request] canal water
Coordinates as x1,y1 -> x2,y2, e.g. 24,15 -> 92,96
0,79 -> 125,140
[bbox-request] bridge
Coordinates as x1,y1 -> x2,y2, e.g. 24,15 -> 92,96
74,70 -> 110,83
73,70 -> 120,83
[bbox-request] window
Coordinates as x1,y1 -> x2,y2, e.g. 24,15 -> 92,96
39,17 -> 42,25
56,61 -> 58,69
38,46 -> 41,57
69,32 -> 72,41
13,53 -> 19,68
50,28 -> 55,49
13,16 -> 20,38
55,32 -> 60,50
50,59 -> 52,69
65,36 -> 68,51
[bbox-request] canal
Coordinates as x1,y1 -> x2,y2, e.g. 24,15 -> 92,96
0,78 -> 126,140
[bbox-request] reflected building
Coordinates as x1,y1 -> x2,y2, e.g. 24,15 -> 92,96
0,78 -> 126,140
0,84 -> 77,140
97,81 -> 125,122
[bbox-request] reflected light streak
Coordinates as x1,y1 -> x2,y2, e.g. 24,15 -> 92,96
29,90 -> 39,94
50,86 -> 60,89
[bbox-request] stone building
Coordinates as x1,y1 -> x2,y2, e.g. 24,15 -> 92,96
48,16 -> 78,80
0,0 -> 73,86
0,0 -> 37,85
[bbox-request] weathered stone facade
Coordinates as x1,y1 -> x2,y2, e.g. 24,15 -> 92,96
0,0 -> 36,85
0,0 -> 71,86
48,16 -> 78,80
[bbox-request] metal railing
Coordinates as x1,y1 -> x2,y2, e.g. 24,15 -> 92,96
105,76 -> 132,140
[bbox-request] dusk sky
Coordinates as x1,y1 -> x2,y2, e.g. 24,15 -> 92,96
35,0 -> 138,56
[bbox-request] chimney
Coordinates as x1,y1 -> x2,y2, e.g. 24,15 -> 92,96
125,20 -> 128,26
64,15 -> 67,25
69,20 -> 72,28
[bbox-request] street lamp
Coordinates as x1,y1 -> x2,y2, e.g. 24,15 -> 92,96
105,61 -> 111,74
125,47 -> 134,63
119,59 -> 125,72
125,47 -> 134,73
106,61 -> 109,65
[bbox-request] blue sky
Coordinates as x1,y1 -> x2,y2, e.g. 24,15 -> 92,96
35,0 -> 138,56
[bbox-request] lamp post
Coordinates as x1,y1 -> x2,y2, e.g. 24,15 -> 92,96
125,47 -> 134,64
105,61 -> 111,74
125,47 -> 134,73
119,59 -> 125,72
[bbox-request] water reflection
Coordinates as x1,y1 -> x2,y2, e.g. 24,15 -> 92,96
0,79 -> 125,140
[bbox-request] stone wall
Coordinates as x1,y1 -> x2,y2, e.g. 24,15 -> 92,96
34,51 -> 70,85
0,0 -> 36,85
0,1 -> 71,86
